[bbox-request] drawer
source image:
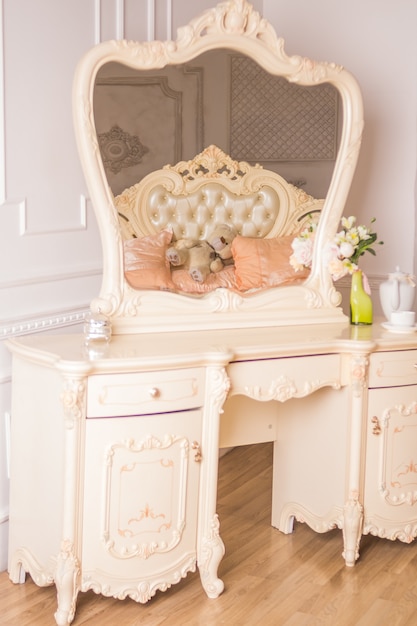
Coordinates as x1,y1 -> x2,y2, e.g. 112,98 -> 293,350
87,368 -> 205,417
228,354 -> 341,401
369,350 -> 417,388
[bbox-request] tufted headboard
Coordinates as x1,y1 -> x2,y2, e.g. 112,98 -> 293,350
115,145 -> 323,243
113,145 -> 325,298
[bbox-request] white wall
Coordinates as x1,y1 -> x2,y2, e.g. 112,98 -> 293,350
0,0 -> 416,571
264,0 -> 417,280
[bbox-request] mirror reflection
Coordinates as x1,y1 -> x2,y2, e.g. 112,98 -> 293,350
94,50 -> 340,201
73,0 -> 363,333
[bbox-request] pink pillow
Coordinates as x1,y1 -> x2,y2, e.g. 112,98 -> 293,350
124,230 -> 175,290
232,235 -> 310,291
171,265 -> 238,293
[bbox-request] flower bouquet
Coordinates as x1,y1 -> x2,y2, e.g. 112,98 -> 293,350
290,215 -> 383,325
290,215 -> 383,281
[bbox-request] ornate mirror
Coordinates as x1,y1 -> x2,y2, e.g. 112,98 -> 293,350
73,0 -> 363,334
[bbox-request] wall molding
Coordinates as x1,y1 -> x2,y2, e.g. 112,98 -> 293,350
165,0 -> 173,41
95,0 -> 125,44
116,0 -> 124,40
146,0 -> 172,42
0,194 -> 92,238
337,273 -> 382,292
147,0 -> 155,41
18,195 -> 90,237
0,265 -> 101,290
95,1 -> 173,44
0,306 -> 88,339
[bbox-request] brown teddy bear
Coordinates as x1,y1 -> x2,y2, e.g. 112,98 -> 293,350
166,224 -> 237,283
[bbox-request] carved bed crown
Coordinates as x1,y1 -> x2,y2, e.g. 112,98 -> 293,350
114,145 -> 323,242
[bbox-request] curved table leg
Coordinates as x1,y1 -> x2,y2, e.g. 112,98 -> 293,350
198,514 -> 225,599
342,498 -> 363,566
54,542 -> 80,626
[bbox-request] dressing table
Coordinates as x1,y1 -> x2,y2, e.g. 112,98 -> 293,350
7,324 -> 417,625
7,2 -> 417,625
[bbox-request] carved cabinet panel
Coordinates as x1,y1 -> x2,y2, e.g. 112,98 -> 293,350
81,409 -> 202,602
364,360 -> 417,541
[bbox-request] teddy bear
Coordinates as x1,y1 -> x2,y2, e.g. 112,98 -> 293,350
166,224 -> 237,283
206,223 -> 237,268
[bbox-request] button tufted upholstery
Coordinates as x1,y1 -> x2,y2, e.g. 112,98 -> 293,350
114,146 -> 323,243
146,183 -> 279,240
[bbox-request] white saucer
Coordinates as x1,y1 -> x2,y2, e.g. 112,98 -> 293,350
381,322 -> 417,333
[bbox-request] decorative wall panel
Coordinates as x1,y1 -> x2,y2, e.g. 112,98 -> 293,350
230,56 -> 338,162
0,0 -> 104,325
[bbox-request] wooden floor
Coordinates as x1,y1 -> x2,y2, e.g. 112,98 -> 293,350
2,442 -> 417,625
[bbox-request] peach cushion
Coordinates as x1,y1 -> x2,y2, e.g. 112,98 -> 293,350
171,265 -> 238,293
124,230 -> 175,290
232,235 -> 310,291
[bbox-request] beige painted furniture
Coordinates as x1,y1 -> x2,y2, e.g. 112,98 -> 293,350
7,325 -> 417,625
10,2 -> 411,625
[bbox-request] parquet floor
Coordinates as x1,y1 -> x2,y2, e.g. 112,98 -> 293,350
2,443 -> 417,625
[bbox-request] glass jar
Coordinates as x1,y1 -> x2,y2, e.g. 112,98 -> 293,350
83,311 -> 112,345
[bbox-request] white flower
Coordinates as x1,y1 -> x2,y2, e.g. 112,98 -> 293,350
328,258 -> 349,281
357,225 -> 371,240
323,241 -> 340,264
324,242 -> 355,280
339,241 -> 355,259
341,216 -> 356,230
290,236 -> 315,271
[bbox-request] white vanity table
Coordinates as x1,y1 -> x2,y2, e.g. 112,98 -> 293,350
7,322 -> 417,624
8,1 -> 417,624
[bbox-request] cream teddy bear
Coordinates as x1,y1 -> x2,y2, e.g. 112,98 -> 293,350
166,224 -> 237,283
206,223 -> 237,267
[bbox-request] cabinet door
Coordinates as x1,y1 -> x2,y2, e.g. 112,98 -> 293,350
80,410 -> 202,602
364,385 -> 417,541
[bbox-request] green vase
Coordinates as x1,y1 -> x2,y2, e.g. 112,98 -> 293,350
350,269 -> 373,325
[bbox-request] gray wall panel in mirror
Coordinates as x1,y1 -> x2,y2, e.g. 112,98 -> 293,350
230,56 -> 338,161
94,62 -> 204,195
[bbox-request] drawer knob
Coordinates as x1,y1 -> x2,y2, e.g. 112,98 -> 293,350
148,387 -> 160,399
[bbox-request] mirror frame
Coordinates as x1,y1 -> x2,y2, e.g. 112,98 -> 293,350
73,0 -> 363,334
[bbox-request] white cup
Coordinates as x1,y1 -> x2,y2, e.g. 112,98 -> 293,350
390,310 -> 415,327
